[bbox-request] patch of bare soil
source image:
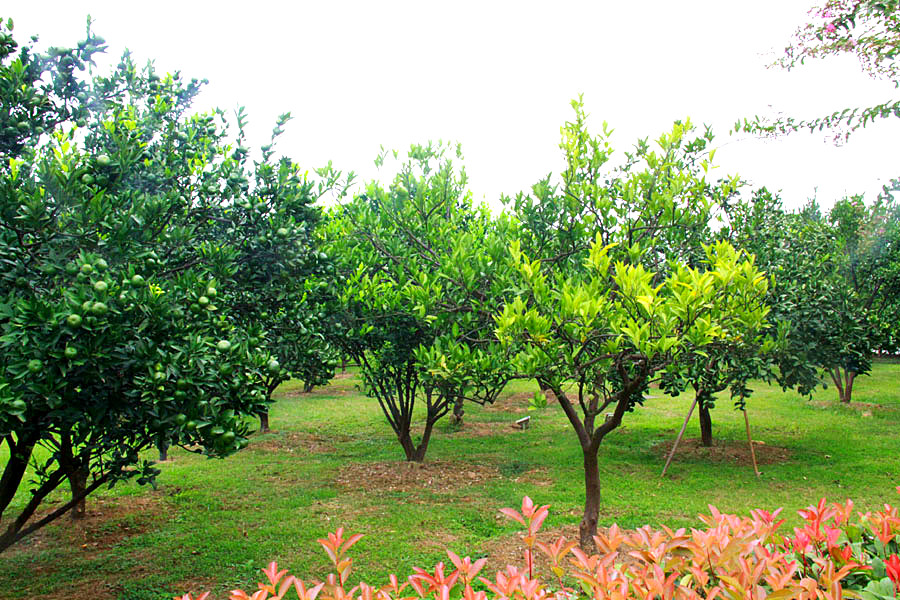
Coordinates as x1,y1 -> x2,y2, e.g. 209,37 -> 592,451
480,524 -> 579,578
446,421 -> 531,438
10,494 -> 172,600
653,437 -> 792,466
334,460 -> 498,493
10,493 -> 168,558
14,491 -> 222,600
282,385 -> 356,399
481,522 -> 648,578
509,466 -> 554,487
485,391 -> 557,414
809,400 -> 896,415
249,430 -> 335,454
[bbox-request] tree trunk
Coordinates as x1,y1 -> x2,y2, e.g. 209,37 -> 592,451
0,435 -> 36,519
398,418 -> 436,462
58,432 -> 87,520
579,445 -> 601,552
450,396 -> 464,425
67,468 -> 88,520
829,367 -> 858,403
258,410 -> 270,433
157,439 -> 169,462
843,369 -> 856,404
698,403 -> 713,447
398,430 -> 420,462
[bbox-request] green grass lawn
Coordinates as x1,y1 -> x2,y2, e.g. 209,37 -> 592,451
1,362 -> 899,599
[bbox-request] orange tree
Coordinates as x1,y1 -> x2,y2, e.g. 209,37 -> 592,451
721,189 -> 900,404
218,108 -> 346,433
326,143 -> 514,462
500,102 -> 776,450
733,1 -> 900,399
491,238 -> 769,550
828,194 -> 900,359
0,19 -> 328,551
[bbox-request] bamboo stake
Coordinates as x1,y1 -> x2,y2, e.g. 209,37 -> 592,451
744,407 -> 761,478
661,395 -> 698,478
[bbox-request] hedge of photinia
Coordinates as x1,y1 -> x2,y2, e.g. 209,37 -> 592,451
179,488 -> 900,600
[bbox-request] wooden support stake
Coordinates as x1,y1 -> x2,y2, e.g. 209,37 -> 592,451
744,408 -> 761,479
662,396 -> 698,478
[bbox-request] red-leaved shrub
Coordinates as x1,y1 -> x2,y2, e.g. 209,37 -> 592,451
179,487 -> 900,600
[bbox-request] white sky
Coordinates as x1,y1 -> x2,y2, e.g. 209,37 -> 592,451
8,1 -> 900,211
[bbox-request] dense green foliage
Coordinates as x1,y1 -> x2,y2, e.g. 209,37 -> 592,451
219,108 -> 345,432
0,18 -> 332,550
722,190 -> 900,404
327,143 -> 514,461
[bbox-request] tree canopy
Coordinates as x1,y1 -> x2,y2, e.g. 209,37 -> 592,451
0,18 -> 331,551
327,143 -> 513,462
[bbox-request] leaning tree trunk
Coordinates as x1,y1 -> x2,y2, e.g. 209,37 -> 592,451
0,434 -> 36,522
258,410 -> 270,433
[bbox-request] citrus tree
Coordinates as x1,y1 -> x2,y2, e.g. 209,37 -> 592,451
722,189 -> 899,404
659,319 -> 776,450
495,237 -> 769,550
822,194 -> 900,399
327,143 -> 513,462
422,103 -> 771,549
216,109 -> 347,433
0,19 -> 325,551
483,105 -> 769,550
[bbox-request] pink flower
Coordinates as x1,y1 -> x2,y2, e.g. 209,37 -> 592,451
825,23 -> 837,33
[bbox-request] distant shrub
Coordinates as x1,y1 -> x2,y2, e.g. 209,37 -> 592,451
179,489 -> 900,600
